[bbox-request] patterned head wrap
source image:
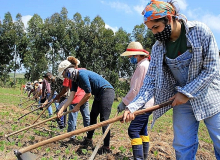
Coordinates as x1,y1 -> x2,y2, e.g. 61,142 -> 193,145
142,0 -> 175,22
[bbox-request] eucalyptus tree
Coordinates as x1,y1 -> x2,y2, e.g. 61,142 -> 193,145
24,14 -> 49,81
132,23 -> 146,44
0,12 -> 16,84
45,7 -> 72,75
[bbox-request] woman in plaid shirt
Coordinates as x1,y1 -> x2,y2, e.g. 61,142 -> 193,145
122,0 -> 220,159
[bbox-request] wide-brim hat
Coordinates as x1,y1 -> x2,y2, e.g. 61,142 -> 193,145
120,42 -> 149,56
34,80 -> 38,84
58,60 -> 72,78
38,79 -> 43,83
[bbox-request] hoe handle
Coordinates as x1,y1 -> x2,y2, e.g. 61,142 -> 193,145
5,105 -> 77,138
32,101 -> 53,124
17,100 -> 172,154
21,101 -> 37,111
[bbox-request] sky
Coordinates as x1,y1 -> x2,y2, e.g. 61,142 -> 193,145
1,0 -> 220,73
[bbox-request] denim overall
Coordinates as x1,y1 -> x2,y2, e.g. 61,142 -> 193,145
165,49 -> 220,159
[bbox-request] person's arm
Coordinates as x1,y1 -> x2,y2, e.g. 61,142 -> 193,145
57,91 -> 76,118
71,93 -> 91,112
174,23 -> 219,104
54,86 -> 69,101
122,47 -> 157,122
122,63 -> 149,105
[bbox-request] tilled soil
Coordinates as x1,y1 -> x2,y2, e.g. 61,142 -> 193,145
0,102 -> 215,160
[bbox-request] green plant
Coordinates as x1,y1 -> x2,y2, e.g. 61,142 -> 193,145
153,150 -> 158,157
65,148 -> 70,154
46,147 -> 50,153
56,150 -> 61,154
110,146 -> 115,150
17,142 -> 22,147
82,149 -> 87,155
119,146 -> 126,153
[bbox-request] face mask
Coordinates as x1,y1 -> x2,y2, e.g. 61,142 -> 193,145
130,56 -> 138,64
65,68 -> 78,82
153,24 -> 171,41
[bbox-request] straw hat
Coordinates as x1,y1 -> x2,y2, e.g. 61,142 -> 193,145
34,80 -> 38,84
38,79 -> 43,83
58,60 -> 72,78
120,42 -> 149,56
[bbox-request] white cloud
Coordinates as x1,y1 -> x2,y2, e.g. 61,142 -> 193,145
101,1 -> 132,14
134,5 -> 145,15
186,8 -> 220,33
201,14 -> 220,33
174,0 -> 188,11
105,24 -> 118,33
21,15 -> 32,29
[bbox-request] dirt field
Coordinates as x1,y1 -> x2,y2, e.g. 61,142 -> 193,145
0,94 -> 216,160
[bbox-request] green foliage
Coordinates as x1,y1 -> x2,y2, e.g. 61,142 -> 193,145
118,146 -> 126,153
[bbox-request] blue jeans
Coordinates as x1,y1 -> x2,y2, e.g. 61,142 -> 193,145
173,102 -> 220,159
46,93 -> 53,116
67,101 -> 90,138
128,112 -> 151,138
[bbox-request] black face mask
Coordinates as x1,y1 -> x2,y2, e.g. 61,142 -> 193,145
154,24 -> 171,41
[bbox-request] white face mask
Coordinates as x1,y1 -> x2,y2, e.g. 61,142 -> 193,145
65,68 -> 78,82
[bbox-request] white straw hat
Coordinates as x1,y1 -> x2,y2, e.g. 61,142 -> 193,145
120,42 -> 149,56
58,60 -> 72,78
34,80 -> 38,84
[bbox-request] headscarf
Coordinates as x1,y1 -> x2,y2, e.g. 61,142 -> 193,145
142,0 -> 175,23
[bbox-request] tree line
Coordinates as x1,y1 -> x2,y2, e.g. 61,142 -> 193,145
0,7 -> 156,97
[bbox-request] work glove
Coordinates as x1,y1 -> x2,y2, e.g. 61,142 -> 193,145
117,102 -> 126,112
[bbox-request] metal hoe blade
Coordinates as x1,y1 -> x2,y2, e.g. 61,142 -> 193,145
14,150 -> 39,160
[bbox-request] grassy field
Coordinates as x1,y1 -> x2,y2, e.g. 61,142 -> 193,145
8,73 -> 25,79
0,88 -> 215,160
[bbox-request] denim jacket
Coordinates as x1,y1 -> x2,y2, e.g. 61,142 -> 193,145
127,19 -> 220,126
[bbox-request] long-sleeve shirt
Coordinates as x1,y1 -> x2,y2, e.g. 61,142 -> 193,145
127,19 -> 220,126
122,58 -> 154,108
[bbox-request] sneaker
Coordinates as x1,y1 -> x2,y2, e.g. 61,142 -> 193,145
82,137 -> 93,148
97,146 -> 112,155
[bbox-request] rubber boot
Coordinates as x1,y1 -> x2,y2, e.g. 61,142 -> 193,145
132,145 -> 144,160
131,138 -> 144,160
140,135 -> 150,160
143,142 -> 149,160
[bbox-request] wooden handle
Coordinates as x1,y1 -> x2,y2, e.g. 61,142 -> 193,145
31,101 -> 53,124
18,100 -> 172,154
5,105 -> 76,138
21,101 -> 37,111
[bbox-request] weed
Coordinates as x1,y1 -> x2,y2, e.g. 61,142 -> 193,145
119,146 -> 126,153
17,142 -> 22,147
76,136 -> 82,140
81,149 -> 87,155
29,136 -> 35,141
65,148 -> 70,154
46,147 -> 50,153
56,150 -> 61,154
153,150 -> 158,157
0,132 -> 4,136
72,150 -> 76,155
0,144 -> 4,151
110,146 -> 115,150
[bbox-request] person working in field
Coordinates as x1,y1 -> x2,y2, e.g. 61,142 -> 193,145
54,56 -> 90,141
117,41 -> 154,160
122,0 -> 220,159
57,59 -> 115,154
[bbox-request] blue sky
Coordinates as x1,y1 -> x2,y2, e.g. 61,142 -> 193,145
1,0 -> 220,49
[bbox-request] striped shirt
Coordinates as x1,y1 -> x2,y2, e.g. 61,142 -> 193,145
127,19 -> 220,126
